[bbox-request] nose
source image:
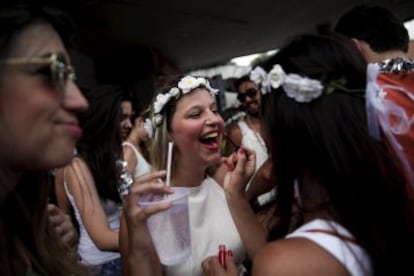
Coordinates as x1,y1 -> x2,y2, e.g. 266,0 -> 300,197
125,118 -> 132,129
62,81 -> 89,112
206,110 -> 224,127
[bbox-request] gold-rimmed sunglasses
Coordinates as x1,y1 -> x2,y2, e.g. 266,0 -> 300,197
0,52 -> 75,94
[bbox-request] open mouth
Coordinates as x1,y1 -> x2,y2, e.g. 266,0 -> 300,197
199,132 -> 219,145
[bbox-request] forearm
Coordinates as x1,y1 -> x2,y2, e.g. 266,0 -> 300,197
226,193 -> 267,258
125,250 -> 162,276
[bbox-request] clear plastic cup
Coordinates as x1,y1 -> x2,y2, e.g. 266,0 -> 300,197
138,187 -> 191,265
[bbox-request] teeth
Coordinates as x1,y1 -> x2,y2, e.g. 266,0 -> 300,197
203,132 -> 218,139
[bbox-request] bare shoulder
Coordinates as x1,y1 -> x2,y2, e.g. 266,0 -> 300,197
65,157 -> 94,189
253,238 -> 350,276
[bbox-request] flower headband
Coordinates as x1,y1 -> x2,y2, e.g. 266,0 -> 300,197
250,65 -> 323,103
148,76 -> 219,137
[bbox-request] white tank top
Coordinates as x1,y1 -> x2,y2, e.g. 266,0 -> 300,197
286,219 -> 372,276
238,120 -> 268,171
164,177 -> 245,276
122,141 -> 152,178
64,181 -> 121,265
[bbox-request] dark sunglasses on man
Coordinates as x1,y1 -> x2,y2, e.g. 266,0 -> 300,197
237,88 -> 258,102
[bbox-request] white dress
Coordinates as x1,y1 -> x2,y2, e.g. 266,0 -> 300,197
122,141 -> 151,177
164,177 -> 246,276
286,219 -> 372,276
64,182 -> 121,265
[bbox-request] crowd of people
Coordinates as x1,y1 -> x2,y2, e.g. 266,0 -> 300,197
0,2 -> 413,276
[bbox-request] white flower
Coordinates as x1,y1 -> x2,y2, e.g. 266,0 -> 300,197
153,93 -> 171,114
169,87 -> 180,98
250,66 -> 267,85
284,74 -> 323,103
152,113 -> 163,126
144,118 -> 153,139
205,80 -> 219,95
268,65 -> 286,91
178,76 -> 199,93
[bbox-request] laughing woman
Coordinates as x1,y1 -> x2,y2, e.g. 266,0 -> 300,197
120,76 -> 265,275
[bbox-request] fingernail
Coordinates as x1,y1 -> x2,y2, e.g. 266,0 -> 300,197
227,250 -> 233,257
238,147 -> 245,154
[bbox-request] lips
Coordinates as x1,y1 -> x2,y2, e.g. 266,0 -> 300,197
58,121 -> 83,139
199,131 -> 221,151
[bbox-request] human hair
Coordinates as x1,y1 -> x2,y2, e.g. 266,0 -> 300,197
77,85 -> 125,203
0,3 -> 74,60
261,33 -> 414,275
150,75 -> 218,171
234,75 -> 251,92
0,3 -> 86,275
150,76 -> 185,171
334,5 -> 409,53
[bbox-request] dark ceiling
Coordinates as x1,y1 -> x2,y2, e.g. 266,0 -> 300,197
68,0 -> 414,72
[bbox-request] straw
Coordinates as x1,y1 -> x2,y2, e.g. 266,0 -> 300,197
165,142 -> 173,187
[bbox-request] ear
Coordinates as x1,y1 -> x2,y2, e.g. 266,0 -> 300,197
351,38 -> 363,52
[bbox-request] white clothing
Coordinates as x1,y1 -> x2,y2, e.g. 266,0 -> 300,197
238,120 -> 268,171
64,182 -> 121,265
164,177 -> 245,276
286,219 -> 372,276
122,141 -> 152,178
238,120 -> 274,204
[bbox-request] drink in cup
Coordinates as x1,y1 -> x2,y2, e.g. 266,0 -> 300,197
138,187 -> 191,265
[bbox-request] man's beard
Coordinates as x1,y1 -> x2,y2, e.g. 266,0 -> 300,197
245,102 -> 260,117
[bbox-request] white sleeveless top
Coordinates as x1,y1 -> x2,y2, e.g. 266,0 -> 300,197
238,120 -> 268,171
286,219 -> 372,276
122,141 -> 152,178
64,182 -> 121,265
164,177 -> 245,276
238,120 -> 274,204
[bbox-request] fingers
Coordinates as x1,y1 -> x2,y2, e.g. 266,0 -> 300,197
225,250 -> 238,275
133,170 -> 166,186
202,252 -> 237,276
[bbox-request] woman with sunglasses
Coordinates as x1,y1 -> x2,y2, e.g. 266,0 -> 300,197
0,3 -> 89,275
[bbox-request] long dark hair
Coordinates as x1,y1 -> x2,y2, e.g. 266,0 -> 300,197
0,4 -> 87,275
261,34 -> 414,275
77,85 -> 125,203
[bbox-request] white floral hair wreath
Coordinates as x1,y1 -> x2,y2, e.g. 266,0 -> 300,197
250,65 -> 324,103
147,75 -> 219,138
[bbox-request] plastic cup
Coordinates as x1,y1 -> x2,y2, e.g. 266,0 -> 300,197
138,187 -> 191,265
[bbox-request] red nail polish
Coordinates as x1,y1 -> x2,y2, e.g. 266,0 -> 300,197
218,245 -> 226,269
227,250 -> 233,257
238,147 -> 245,154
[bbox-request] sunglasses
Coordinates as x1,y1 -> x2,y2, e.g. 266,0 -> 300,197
0,52 -> 75,94
237,88 -> 258,102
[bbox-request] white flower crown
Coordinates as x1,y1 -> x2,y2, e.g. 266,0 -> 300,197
250,65 -> 324,103
147,75 -> 219,138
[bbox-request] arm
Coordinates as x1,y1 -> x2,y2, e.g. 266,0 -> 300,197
252,239 -> 350,276
121,171 -> 171,276
222,148 -> 268,259
246,158 -> 274,201
65,158 -> 119,251
123,143 -> 138,178
54,167 -> 72,214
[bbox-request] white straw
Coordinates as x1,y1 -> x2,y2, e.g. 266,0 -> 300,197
165,142 -> 173,187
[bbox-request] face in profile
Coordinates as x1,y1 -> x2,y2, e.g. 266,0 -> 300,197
238,80 -> 260,116
0,22 -> 88,171
120,100 -> 133,141
170,88 -> 224,168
